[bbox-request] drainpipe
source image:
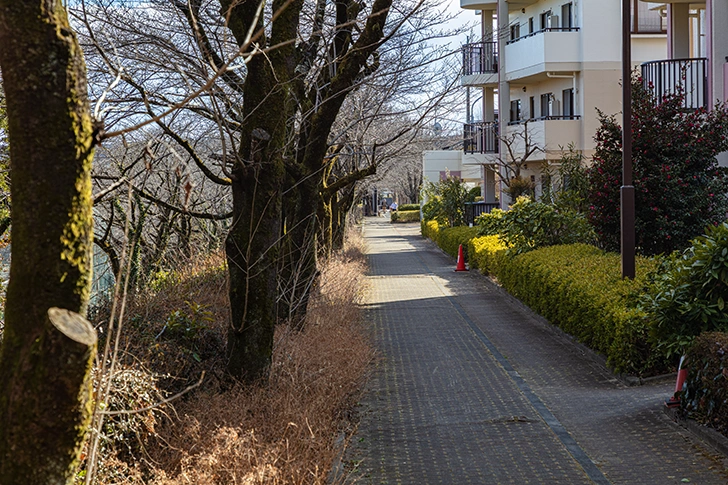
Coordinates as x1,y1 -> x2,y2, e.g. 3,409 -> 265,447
546,72 -> 578,100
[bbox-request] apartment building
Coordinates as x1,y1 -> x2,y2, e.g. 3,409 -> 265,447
460,0 -> 666,205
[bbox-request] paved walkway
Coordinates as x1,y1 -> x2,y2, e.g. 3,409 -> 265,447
347,218 -> 728,484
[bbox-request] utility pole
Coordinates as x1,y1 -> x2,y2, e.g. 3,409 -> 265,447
621,0 -> 636,279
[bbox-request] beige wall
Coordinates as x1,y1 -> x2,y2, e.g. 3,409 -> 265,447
422,151 -> 482,187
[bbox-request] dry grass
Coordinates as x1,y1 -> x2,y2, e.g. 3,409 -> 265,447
88,229 -> 373,484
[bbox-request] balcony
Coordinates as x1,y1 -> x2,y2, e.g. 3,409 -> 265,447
462,41 -> 498,86
459,0 -> 496,10
640,58 -> 708,110
504,28 -> 581,80
463,42 -> 498,75
464,121 -> 498,155
504,118 -> 582,159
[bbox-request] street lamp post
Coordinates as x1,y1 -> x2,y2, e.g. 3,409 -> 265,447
621,0 -> 636,279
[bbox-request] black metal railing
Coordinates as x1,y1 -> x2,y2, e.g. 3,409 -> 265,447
462,41 -> 498,76
641,58 -> 708,110
506,27 -> 580,45
465,201 -> 501,225
506,115 -> 581,126
464,121 -> 499,154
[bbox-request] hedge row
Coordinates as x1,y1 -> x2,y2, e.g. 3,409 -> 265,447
391,210 -> 420,223
467,235 -> 507,276
424,223 -> 662,375
683,332 -> 728,434
496,244 -> 660,375
398,203 -> 420,211
421,221 -> 479,258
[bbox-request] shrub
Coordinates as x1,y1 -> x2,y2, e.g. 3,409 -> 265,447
504,176 -> 535,200
642,222 -> 728,359
467,186 -> 482,201
475,207 -> 505,235
424,220 -> 663,375
587,75 -> 728,255
422,176 -> 470,227
496,244 -> 661,375
682,332 -> 728,434
391,210 -> 420,223
436,226 -> 480,258
467,235 -> 507,276
422,219 -> 440,242
541,145 -> 590,214
398,203 -> 420,212
477,197 -> 595,254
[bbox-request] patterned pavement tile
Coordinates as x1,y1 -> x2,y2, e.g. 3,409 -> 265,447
346,219 -> 728,485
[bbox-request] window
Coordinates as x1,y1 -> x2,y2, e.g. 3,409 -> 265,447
540,93 -> 551,118
529,96 -> 536,119
510,100 -> 522,123
529,17 -> 535,34
540,10 -> 552,30
561,3 -> 573,29
562,88 -> 575,118
510,22 -> 521,41
541,174 -> 551,198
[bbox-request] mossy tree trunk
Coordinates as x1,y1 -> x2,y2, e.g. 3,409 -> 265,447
221,0 -> 302,381
0,1 -> 97,483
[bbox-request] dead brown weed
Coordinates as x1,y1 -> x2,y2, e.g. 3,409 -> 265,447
91,231 -> 372,485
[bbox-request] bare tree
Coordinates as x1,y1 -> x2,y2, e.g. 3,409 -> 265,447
72,0 -> 463,380
492,119 -> 544,200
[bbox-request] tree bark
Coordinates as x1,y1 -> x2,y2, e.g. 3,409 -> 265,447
0,1 -> 97,481
0,310 -> 96,485
222,0 -> 302,381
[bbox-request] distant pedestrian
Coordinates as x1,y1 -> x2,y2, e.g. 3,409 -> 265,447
390,201 -> 398,211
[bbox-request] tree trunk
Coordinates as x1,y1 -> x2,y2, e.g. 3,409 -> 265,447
0,0 -> 96,482
222,0 -> 301,380
332,187 -> 356,251
0,310 -> 96,485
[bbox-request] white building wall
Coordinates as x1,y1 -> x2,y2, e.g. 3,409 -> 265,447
422,151 -> 482,187
462,0 -> 667,201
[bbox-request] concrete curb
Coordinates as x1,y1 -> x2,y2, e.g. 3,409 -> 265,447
419,235 -> 665,387
421,235 -> 728,462
663,406 -> 728,460
478,272 -> 677,388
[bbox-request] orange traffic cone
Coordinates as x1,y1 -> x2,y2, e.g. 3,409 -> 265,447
455,244 -> 468,272
666,355 -> 688,408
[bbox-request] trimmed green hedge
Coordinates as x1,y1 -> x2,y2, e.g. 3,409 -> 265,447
398,203 -> 420,211
391,210 -> 420,223
496,244 -> 659,375
421,221 -> 478,258
423,223 -> 663,375
682,332 -> 728,434
438,227 -> 479,258
467,235 -> 507,276
422,220 -> 439,241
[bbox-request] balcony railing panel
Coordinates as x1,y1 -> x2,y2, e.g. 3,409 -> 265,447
464,121 -> 499,154
507,115 -> 581,126
463,41 -> 498,76
641,58 -> 708,111
506,27 -> 580,45
465,202 -> 501,226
